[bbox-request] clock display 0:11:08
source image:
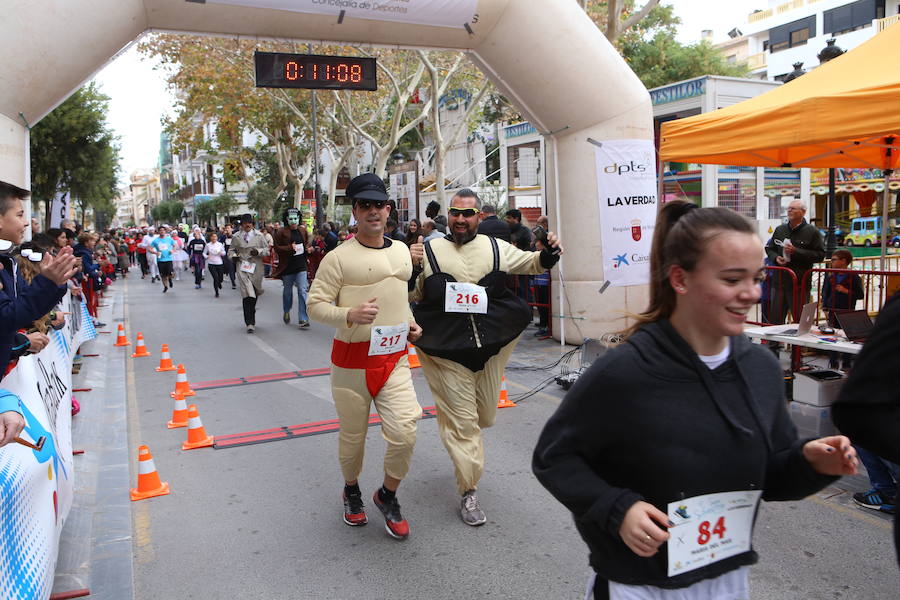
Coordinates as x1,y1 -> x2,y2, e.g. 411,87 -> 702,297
285,61 -> 363,84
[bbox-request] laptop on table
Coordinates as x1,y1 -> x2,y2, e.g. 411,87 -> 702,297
774,301 -> 818,337
835,310 -> 874,343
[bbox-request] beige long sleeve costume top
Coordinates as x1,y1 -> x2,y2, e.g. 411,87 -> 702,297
307,237 -> 415,343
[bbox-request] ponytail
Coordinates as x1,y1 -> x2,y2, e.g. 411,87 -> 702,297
624,201 -> 754,338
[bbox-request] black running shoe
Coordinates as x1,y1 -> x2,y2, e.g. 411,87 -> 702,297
343,490 -> 368,526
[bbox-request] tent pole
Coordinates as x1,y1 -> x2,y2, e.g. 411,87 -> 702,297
881,169 -> 892,272
550,135 -> 565,347
826,168 -> 837,257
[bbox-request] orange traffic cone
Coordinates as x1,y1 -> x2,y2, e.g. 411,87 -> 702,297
167,391 -> 189,429
182,404 -> 214,450
131,332 -> 151,358
130,445 -> 170,501
113,324 -> 131,347
170,364 -> 196,398
497,376 -> 515,408
155,344 -> 177,372
407,344 -> 421,369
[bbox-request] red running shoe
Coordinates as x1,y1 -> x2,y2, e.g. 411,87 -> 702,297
372,490 -> 409,540
342,490 -> 368,526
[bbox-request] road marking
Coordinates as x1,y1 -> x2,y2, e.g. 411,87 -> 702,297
245,332 -> 334,402
215,406 -> 440,449
191,367 -> 331,391
808,492 -> 893,530
123,279 -> 156,565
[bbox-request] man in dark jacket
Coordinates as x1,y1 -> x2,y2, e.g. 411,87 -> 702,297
832,292 -> 900,567
505,209 -> 533,251
271,208 -> 310,328
476,203 -> 511,242
322,223 -> 339,252
764,200 -> 824,325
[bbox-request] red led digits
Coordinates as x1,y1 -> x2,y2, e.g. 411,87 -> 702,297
255,52 -> 375,90
285,61 -> 300,81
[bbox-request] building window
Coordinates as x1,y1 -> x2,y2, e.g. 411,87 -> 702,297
762,40 -> 769,51
789,28 -> 809,47
824,0 -> 877,35
726,54 -> 737,63
768,15 -> 816,53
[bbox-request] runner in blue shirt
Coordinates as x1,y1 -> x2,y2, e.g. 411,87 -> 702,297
149,226 -> 176,293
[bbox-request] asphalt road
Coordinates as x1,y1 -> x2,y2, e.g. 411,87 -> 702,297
110,269 -> 899,599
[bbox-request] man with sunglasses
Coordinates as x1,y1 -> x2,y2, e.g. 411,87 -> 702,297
308,173 -> 424,540
410,188 -> 563,526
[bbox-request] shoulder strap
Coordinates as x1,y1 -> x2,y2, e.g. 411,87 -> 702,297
488,235 -> 500,271
424,239 -> 442,274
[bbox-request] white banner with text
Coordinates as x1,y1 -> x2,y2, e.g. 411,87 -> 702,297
0,295 -> 97,600
594,139 -> 658,287
206,0 -> 477,28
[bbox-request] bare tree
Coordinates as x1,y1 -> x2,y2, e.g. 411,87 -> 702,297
418,51 -> 491,208
578,0 -> 662,45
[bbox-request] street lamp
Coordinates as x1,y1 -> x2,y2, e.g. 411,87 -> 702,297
818,39 -> 845,257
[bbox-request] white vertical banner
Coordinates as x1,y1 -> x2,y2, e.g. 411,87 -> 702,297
594,139 -> 658,287
0,295 -> 96,599
48,192 -> 69,229
205,0 -> 477,28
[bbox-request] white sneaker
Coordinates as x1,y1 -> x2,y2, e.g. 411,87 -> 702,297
460,490 -> 486,526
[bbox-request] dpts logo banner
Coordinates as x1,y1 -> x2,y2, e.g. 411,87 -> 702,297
594,139 -> 658,287
0,296 -> 96,600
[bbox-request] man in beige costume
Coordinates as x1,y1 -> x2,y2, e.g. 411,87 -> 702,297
410,188 -> 562,526
229,213 -> 269,333
308,174 -> 423,540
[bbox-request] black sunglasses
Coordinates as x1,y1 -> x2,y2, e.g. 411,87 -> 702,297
354,199 -> 389,210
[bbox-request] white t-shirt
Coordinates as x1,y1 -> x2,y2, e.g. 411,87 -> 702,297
698,343 -> 731,370
604,568 -> 750,600
204,241 -> 225,265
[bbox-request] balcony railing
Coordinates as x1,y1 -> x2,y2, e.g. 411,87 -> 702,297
746,52 -> 767,70
776,0 -> 804,15
748,9 -> 773,23
877,14 -> 900,32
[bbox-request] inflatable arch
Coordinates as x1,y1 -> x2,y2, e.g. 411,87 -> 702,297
1,0 -> 652,342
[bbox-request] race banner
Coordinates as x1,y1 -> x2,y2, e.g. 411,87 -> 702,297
594,139 -> 658,287
48,192 -> 69,229
205,0 -> 478,28
0,295 -> 97,600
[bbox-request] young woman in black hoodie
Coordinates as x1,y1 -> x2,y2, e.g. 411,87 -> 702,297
533,201 -> 858,600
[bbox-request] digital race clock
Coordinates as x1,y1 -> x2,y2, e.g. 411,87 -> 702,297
254,52 -> 377,91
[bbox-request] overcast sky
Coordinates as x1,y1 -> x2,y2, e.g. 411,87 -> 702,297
90,1 -> 766,186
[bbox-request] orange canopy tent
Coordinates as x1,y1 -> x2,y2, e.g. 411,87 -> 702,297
659,23 -> 900,263
659,24 -> 900,170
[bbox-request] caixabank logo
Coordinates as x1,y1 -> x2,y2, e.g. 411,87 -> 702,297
611,252 -> 650,269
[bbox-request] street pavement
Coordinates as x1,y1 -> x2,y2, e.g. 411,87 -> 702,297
57,265 -> 900,599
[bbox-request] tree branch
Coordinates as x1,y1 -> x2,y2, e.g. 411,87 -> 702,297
620,0 -> 660,38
